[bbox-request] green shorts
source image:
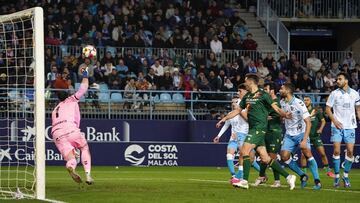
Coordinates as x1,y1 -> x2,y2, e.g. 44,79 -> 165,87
265,128 -> 282,153
310,134 -> 324,148
244,128 -> 266,147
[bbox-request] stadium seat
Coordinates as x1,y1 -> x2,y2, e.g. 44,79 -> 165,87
99,83 -> 109,93
151,94 -> 160,103
172,93 -> 185,104
159,93 -> 172,103
8,90 -> 20,101
110,92 -> 123,102
75,83 -> 80,90
98,92 -> 110,103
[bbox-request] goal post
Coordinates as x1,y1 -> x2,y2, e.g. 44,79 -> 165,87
34,7 -> 45,200
0,7 -> 45,200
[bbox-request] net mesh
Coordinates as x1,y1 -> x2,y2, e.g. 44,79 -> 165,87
0,10 -> 36,199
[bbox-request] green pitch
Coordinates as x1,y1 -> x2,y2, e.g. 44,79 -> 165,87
7,166 -> 360,202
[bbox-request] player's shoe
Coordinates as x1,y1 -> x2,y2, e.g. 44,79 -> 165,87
300,174 -> 308,188
326,171 -> 335,178
232,179 -> 249,189
270,180 -> 281,188
86,174 -> 94,185
342,177 -> 351,188
313,183 -> 321,190
230,177 -> 240,185
67,167 -> 82,183
286,175 -> 296,190
334,177 -> 340,188
254,176 -> 268,186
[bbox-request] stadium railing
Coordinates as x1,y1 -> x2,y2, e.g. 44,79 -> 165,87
45,45 -> 350,66
0,87 -> 330,120
257,0 -> 290,55
266,0 -> 360,19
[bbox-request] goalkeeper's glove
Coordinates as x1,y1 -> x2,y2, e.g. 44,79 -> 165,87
82,67 -> 89,78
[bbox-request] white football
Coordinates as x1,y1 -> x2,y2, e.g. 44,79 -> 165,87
82,45 -> 97,59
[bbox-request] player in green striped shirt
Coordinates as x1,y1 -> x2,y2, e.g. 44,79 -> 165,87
217,74 -> 296,190
300,96 -> 335,178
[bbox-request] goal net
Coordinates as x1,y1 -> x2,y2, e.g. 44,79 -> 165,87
0,7 -> 45,200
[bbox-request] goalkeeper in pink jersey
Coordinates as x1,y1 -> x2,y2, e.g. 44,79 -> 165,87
51,67 -> 93,185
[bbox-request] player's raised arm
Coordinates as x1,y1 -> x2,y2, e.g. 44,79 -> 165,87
74,66 -> 89,100
216,108 -> 242,128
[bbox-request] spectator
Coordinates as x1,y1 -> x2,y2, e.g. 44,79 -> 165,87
205,109 -> 220,120
45,30 -> 62,45
208,70 -> 221,91
108,68 -> 121,89
274,72 -> 288,88
257,62 -> 269,79
116,59 -> 129,79
263,52 -> 275,69
242,33 -> 257,50
349,70 -> 359,90
306,51 -> 322,74
298,73 -> 313,92
46,65 -> 58,87
243,60 -> 257,75
210,35 -> 223,55
53,68 -> 72,89
329,62 -> 341,78
159,71 -> 173,90
123,78 -> 139,109
222,78 -> 234,91
343,52 -> 356,70
164,59 -> 176,74
314,71 -> 324,91
151,59 -> 164,76
323,71 -> 336,87
93,61 -> 108,83
145,68 -> 159,89
172,68 -> 183,91
78,58 -> 95,82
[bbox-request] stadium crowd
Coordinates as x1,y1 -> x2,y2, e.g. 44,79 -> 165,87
0,0 -> 359,110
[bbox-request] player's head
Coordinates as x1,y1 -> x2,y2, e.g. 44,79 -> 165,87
237,83 -> 247,98
303,95 -> 312,107
244,74 -> 259,88
280,83 -> 294,98
336,72 -> 349,89
231,96 -> 240,110
57,90 -> 69,102
264,82 -> 276,95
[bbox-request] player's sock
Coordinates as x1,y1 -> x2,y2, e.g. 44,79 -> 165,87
259,162 -> 267,177
243,156 -> 251,181
284,158 -> 305,177
81,144 -> 92,174
226,153 -> 236,176
273,170 -> 280,181
308,157 -> 320,181
332,155 -> 340,175
252,160 -> 260,172
344,155 -> 354,175
66,158 -> 77,170
235,165 -> 243,179
269,159 -> 289,178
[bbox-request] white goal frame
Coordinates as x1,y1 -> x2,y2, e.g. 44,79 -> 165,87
0,7 -> 45,200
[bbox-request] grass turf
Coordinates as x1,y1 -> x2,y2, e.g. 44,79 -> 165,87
3,166 -> 360,202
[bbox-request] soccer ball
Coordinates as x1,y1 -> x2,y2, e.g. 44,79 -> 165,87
82,45 -> 97,59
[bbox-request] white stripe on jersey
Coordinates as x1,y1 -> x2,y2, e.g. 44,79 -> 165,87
326,88 -> 360,129
280,97 -> 310,136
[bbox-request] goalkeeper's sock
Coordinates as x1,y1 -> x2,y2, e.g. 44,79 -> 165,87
81,145 -> 92,174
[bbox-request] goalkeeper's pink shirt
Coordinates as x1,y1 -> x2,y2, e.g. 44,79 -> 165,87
51,83 -> 88,135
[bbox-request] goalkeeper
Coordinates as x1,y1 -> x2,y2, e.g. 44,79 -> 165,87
51,67 -> 93,185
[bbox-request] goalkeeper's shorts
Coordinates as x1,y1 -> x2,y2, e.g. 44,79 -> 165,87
52,128 -> 87,160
